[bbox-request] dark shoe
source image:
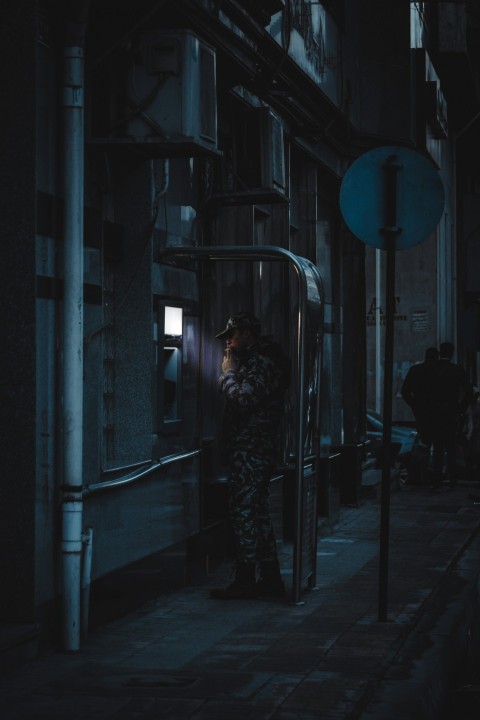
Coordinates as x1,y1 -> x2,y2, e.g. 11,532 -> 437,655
257,559 -> 285,597
210,562 -> 257,600
256,577 -> 286,598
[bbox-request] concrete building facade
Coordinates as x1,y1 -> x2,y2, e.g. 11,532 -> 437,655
1,0 -> 480,650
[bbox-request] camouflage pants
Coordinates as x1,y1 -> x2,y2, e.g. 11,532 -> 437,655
227,449 -> 278,565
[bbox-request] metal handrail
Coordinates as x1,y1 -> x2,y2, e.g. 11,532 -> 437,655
101,459 -> 153,475
83,449 -> 201,496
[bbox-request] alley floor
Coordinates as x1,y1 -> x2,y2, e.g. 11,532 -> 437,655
1,474 -> 480,719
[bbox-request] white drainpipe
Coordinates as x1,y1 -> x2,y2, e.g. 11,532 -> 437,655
61,40 -> 85,652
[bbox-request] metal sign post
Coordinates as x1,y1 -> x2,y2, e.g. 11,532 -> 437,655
339,146 -> 445,622
378,155 -> 402,621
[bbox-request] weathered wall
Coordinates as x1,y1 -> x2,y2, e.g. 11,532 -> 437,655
0,1 -> 37,620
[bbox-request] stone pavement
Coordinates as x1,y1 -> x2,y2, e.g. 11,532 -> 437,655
1,476 -> 480,719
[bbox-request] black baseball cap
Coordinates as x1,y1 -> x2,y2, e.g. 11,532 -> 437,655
215,312 -> 261,340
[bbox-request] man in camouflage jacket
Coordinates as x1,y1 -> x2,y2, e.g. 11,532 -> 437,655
211,312 -> 290,600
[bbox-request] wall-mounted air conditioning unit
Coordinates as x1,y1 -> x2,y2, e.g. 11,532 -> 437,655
210,103 -> 287,205
125,30 -> 218,153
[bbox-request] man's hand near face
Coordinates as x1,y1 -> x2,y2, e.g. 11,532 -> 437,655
222,347 -> 239,374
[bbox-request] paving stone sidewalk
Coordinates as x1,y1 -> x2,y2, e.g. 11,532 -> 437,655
1,479 -> 480,719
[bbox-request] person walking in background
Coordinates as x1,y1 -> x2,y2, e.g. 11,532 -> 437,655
428,342 -> 474,491
401,346 -> 439,445
210,312 -> 290,600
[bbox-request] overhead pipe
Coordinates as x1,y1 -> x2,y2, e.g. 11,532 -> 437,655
61,1 -> 90,652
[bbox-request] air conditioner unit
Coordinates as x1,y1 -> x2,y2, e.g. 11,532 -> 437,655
259,108 -> 286,194
125,30 -> 217,152
210,103 -> 287,205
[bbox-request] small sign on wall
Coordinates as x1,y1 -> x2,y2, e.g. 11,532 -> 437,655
411,309 -> 429,333
366,297 -> 407,326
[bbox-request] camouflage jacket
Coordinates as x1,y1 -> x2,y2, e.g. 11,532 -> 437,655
218,338 -> 290,456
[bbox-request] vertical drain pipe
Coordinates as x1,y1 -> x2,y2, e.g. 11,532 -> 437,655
61,4 -> 89,651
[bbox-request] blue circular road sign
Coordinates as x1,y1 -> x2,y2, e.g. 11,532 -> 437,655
339,146 -> 445,250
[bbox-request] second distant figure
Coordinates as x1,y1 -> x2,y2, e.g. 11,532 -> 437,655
428,342 -> 473,490
401,346 -> 439,444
